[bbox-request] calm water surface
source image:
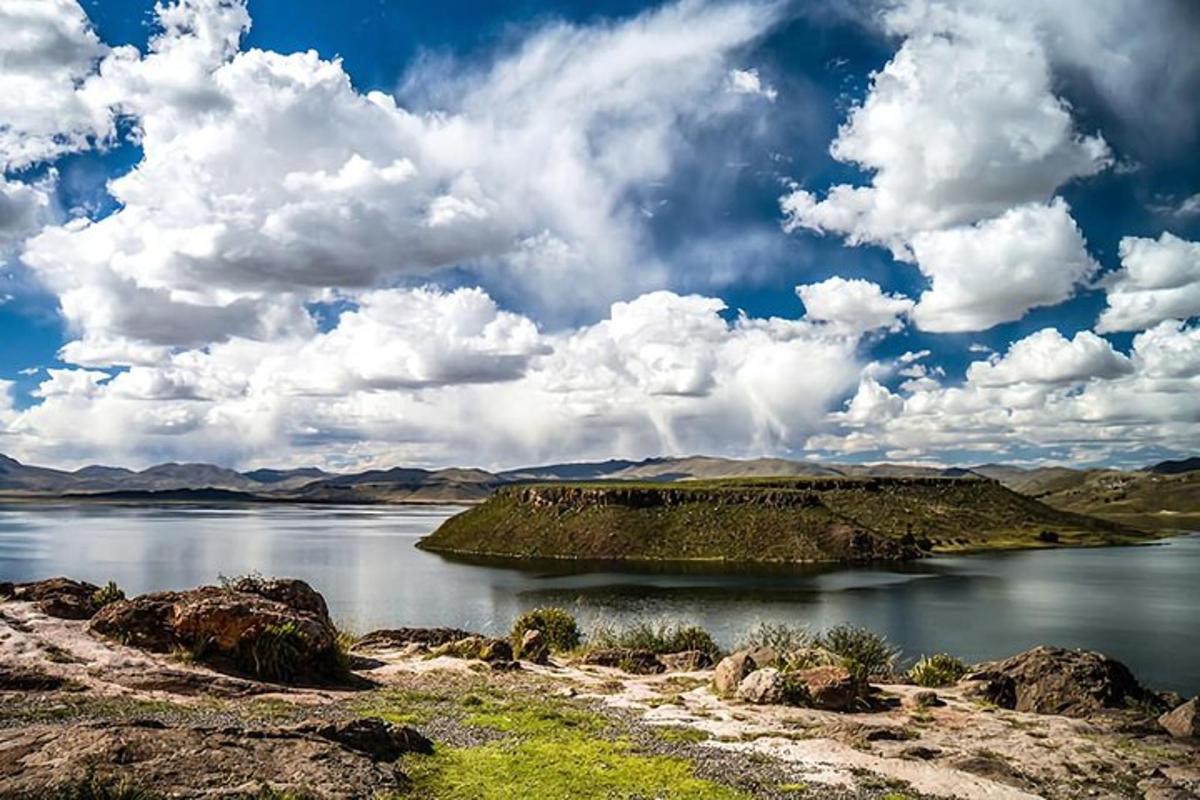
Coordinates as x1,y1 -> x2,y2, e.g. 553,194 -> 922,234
1,503 -> 1197,694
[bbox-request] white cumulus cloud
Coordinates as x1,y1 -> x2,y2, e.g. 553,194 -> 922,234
796,276 -> 913,333
908,199 -> 1097,332
1097,233 -> 1200,332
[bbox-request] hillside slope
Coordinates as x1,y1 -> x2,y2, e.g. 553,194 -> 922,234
972,463 -> 1200,530
418,477 -> 1147,564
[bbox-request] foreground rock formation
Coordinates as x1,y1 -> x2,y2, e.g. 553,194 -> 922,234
88,576 -> 346,683
0,578 -> 1197,799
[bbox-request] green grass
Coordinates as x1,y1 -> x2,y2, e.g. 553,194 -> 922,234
366,684 -> 749,800
585,620 -> 722,661
738,622 -> 813,655
655,726 -> 711,744
400,734 -> 750,800
460,694 -> 606,738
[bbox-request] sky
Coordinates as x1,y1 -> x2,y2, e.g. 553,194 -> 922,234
1,0 -> 1198,472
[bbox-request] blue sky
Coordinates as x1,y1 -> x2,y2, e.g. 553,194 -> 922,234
1,0 -> 1198,470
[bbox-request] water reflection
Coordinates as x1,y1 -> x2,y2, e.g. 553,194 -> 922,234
0,503 -> 1196,694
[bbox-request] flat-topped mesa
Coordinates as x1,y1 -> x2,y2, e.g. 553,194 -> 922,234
418,476 -> 1145,565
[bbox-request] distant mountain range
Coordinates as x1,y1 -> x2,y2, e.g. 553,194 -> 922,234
1,452 -> 1197,529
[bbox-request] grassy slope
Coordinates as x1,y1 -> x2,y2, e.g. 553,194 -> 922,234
419,477 -> 1147,564
1027,470 -> 1200,531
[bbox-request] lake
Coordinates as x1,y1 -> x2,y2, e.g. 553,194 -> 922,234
1,502 -> 1197,695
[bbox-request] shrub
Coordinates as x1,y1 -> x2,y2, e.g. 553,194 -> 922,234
92,580 -> 126,608
242,621 -> 307,682
511,607 -> 581,653
663,624 -> 721,661
815,624 -> 898,680
907,653 -> 969,687
738,622 -> 812,655
586,620 -> 721,661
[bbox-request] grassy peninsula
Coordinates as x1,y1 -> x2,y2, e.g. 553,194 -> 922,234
417,476 -> 1146,564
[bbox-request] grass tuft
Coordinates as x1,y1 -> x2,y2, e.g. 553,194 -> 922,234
92,581 -> 126,609
34,772 -> 157,800
907,653 -> 970,687
240,621 -> 307,683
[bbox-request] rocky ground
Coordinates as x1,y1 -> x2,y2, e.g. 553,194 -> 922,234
0,578 -> 1196,799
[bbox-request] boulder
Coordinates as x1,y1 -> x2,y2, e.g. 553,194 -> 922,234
905,690 -> 943,709
660,650 -> 713,672
518,629 -> 549,664
737,668 -> 785,705
1158,698 -> 1200,739
226,576 -> 329,618
9,578 -> 102,620
792,665 -> 865,711
714,651 -> 760,697
291,717 -> 434,761
430,636 -> 514,663
88,580 -> 342,683
745,646 -> 779,669
580,648 -> 665,675
967,646 -> 1163,717
355,627 -> 476,652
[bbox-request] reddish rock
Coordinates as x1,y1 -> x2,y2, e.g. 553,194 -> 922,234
793,665 -> 865,711
518,629 -> 549,664
9,578 -> 101,620
89,580 -> 342,684
713,651 -> 759,697
1159,698 -> 1200,739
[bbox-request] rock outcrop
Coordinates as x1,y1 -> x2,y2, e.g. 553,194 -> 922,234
88,578 -> 343,683
1159,698 -> 1199,739
580,648 -> 665,675
968,646 -> 1164,717
290,717 -> 434,761
355,627 -> 477,651
430,635 -> 514,664
4,578 -> 102,620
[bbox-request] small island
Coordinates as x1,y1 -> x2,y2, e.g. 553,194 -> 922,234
417,476 -> 1148,564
